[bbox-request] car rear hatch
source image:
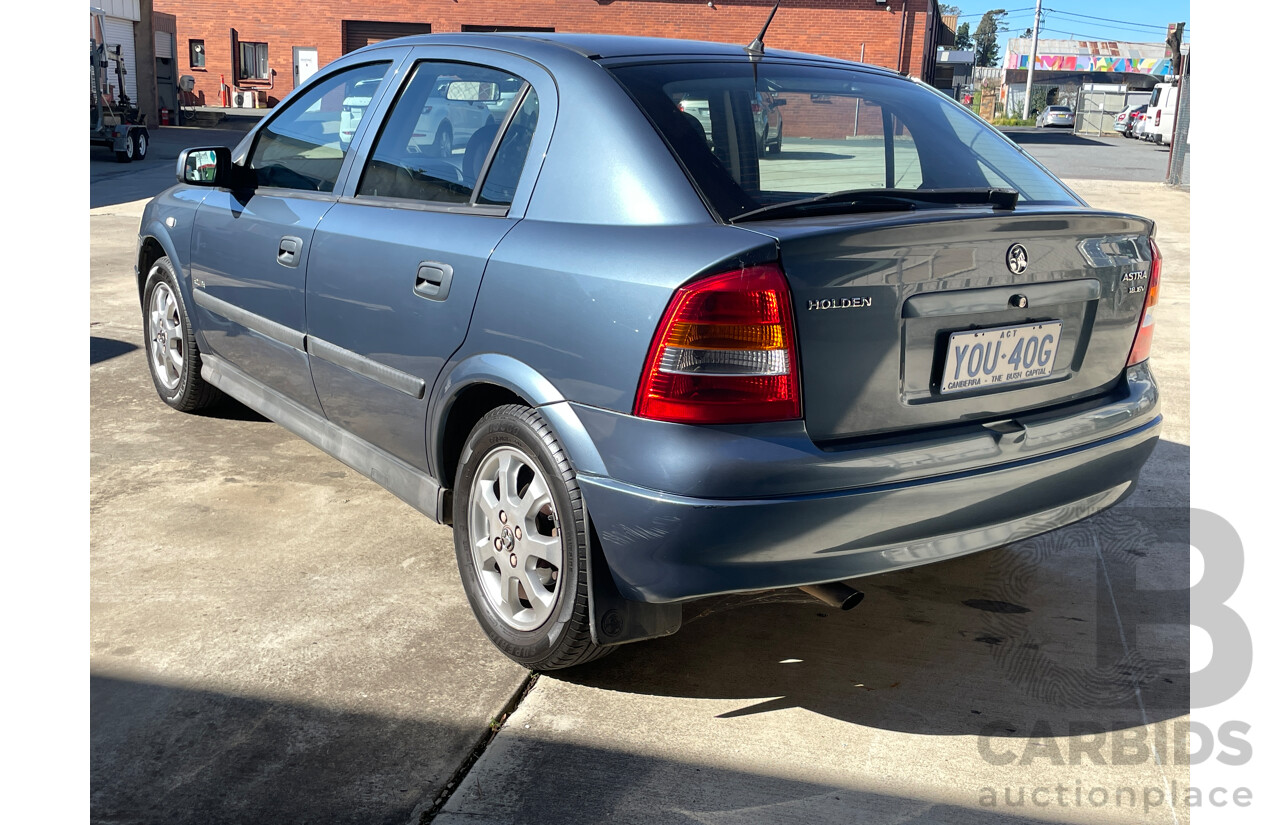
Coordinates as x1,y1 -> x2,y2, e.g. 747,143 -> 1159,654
741,208 -> 1155,443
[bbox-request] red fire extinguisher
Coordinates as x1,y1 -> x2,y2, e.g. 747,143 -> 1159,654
220,75 -> 230,107
159,107 -> 171,126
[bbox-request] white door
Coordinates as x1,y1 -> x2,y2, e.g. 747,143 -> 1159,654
293,48 -> 319,89
102,16 -> 138,104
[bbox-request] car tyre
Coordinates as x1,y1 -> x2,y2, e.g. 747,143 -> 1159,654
142,256 -> 224,412
434,122 -> 453,158
453,404 -> 611,671
134,130 -> 148,161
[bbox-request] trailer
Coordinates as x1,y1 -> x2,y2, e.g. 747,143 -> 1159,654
91,9 -> 149,162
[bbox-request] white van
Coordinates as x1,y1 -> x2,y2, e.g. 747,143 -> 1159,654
1143,83 -> 1180,145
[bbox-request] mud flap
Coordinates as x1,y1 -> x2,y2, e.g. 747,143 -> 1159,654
586,516 -> 681,647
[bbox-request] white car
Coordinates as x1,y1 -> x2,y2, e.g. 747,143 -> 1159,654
342,77 -> 499,156
339,79 -> 380,149
1035,105 -> 1073,128
411,78 -> 499,157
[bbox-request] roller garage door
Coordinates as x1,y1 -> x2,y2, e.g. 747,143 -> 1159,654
101,16 -> 138,104
342,21 -> 432,54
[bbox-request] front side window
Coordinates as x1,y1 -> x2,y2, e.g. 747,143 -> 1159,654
357,61 -> 537,206
248,62 -> 389,192
610,61 -> 1077,221
238,41 -> 269,81
189,39 -> 205,69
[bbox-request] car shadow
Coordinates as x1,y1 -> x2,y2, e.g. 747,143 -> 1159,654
1002,130 -> 1113,147
563,441 -> 1189,740
91,336 -> 139,364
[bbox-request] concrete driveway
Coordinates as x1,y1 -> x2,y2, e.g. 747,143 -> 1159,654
91,124 -> 1190,824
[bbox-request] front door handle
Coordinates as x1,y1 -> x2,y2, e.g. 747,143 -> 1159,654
278,235 -> 303,268
414,262 -> 454,301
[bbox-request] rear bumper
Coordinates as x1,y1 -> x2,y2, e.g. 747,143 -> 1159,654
574,364 -> 1161,603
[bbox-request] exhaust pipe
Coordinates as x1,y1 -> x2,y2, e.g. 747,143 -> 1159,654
799,582 -> 864,611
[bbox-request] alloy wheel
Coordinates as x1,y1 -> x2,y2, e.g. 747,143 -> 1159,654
467,445 -> 563,631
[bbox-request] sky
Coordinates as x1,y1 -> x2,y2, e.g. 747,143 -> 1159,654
950,1 -> 1192,47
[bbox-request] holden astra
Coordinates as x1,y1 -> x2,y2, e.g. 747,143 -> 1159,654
137,32 -> 1161,669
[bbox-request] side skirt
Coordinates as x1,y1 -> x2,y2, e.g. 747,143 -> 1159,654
201,353 -> 446,523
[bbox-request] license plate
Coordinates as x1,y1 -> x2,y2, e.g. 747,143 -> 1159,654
940,322 -> 1062,394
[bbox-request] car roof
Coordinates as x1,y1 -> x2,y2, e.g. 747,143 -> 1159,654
351,31 -> 899,77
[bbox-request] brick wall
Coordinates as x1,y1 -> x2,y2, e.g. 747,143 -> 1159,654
159,0 -> 939,107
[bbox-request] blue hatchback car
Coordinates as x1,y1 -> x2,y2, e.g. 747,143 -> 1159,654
137,33 -> 1161,669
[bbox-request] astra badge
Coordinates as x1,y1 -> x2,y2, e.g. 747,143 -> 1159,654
1006,244 -> 1029,275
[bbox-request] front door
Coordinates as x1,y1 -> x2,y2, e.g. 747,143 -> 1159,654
190,58 -> 398,414
293,47 -> 319,89
305,56 -> 549,471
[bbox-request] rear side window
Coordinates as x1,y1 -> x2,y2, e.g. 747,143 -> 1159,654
609,61 -> 1077,220
248,62 -> 389,192
356,61 -> 535,206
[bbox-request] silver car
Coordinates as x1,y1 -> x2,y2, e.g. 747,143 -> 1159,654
1036,105 -> 1074,128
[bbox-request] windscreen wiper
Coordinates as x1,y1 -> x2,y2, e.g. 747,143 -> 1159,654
729,187 -> 1019,223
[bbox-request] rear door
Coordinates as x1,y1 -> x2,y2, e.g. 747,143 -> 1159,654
304,49 -> 554,470
190,56 -> 401,413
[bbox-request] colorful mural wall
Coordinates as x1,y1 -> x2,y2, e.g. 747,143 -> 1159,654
1005,53 -> 1173,74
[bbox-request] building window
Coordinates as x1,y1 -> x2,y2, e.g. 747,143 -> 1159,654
238,41 -> 269,81
189,39 -> 205,69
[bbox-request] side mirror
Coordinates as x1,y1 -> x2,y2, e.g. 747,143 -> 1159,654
177,146 -> 233,187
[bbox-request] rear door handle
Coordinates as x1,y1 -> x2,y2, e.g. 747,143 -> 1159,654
277,236 -> 303,268
414,262 -> 454,301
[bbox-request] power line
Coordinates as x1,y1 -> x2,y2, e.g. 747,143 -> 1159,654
1045,8 -> 1189,32
1034,26 -> 1176,44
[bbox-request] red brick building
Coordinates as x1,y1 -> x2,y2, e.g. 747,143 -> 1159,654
158,0 -> 946,109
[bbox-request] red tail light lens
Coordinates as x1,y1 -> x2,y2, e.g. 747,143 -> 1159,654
1127,238 -> 1162,366
634,263 -> 801,424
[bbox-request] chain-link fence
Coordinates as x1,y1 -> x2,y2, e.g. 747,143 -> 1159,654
1074,87 -> 1129,136
1166,70 -> 1191,188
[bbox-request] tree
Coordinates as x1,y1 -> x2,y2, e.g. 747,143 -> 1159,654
939,3 -> 962,13
1021,27 -> 1033,38
955,22 -> 973,51
974,9 -> 1007,68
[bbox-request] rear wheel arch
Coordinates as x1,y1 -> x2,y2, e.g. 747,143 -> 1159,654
439,383 -> 527,505
431,360 -> 609,510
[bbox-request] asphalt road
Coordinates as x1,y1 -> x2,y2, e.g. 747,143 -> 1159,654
1001,127 -> 1186,185
90,123 -> 1191,824
90,124 -> 252,209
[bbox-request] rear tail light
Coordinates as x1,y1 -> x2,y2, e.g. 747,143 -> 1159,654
634,263 -> 801,424
1127,238 -> 1162,366
1153,109 -> 1162,126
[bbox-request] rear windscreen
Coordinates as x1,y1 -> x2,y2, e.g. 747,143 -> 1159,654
608,61 -> 1079,220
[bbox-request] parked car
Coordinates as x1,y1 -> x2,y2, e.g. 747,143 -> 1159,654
1142,82 -> 1180,145
1035,105 -> 1074,128
138,33 -> 1161,670
678,89 -> 784,154
1132,108 -> 1150,141
1113,104 -> 1147,138
342,75 -> 499,156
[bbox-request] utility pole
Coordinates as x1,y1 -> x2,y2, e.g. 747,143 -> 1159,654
1022,0 -> 1043,120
